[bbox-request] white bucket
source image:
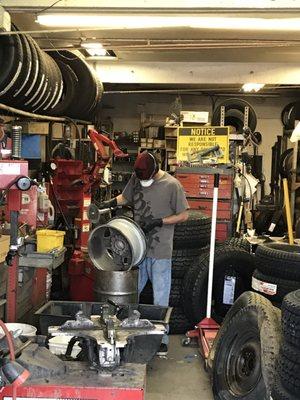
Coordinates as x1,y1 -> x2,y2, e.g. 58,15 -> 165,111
0,323 -> 37,337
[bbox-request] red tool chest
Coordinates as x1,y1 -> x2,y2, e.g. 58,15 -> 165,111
176,166 -> 234,241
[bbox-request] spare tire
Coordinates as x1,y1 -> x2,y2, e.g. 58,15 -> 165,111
252,269 -> 300,304
211,98 -> 257,133
282,290 -> 300,347
183,246 -> 255,324
173,210 -> 211,249
255,243 -> 300,281
212,292 -> 281,400
172,248 -> 202,279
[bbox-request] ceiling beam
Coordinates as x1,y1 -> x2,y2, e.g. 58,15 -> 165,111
92,61 -> 300,85
4,0 -> 300,12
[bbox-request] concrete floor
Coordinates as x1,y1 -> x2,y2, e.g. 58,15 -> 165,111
146,335 -> 213,400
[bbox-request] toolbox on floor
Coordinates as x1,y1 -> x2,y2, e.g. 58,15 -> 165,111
35,300 -> 172,335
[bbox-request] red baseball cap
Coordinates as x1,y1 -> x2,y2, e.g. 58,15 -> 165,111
134,151 -> 159,180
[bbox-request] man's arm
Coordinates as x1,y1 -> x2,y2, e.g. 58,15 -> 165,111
163,210 -> 188,225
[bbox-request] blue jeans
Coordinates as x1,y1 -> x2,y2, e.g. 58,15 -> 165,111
138,257 -> 171,345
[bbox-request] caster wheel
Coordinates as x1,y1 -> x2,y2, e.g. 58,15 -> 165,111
182,337 -> 191,347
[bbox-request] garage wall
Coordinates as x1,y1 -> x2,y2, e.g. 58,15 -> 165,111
101,93 -> 296,189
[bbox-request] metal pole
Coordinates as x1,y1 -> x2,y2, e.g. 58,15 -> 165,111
206,173 -> 219,319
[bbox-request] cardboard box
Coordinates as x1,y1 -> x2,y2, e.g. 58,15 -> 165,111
154,139 -> 165,148
180,111 -> 209,124
0,235 -> 9,263
19,121 -> 49,135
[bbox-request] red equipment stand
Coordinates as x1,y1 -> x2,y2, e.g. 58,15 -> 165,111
0,363 -> 145,400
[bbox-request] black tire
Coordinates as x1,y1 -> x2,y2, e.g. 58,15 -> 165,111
22,39 -> 47,111
282,290 -> 300,347
272,379 -> 298,400
212,98 -> 257,133
169,278 -> 183,307
0,33 -> 31,104
173,210 -> 211,249
47,50 -> 101,120
47,58 -> 78,116
11,34 -> 39,107
169,307 -> 193,334
183,246 -> 255,323
255,243 -> 300,281
207,291 -> 281,373
212,294 -> 281,400
252,269 -> 300,304
0,31 -> 23,96
172,248 -> 202,279
224,237 -> 251,252
278,342 -> 300,396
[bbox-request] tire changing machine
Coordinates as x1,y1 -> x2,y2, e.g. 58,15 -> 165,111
1,217 -> 164,400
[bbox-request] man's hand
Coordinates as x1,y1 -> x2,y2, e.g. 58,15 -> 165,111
140,218 -> 163,233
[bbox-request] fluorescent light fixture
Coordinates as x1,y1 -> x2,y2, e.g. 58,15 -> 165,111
242,83 -> 265,93
86,48 -> 107,56
81,41 -> 104,50
36,14 -> 300,31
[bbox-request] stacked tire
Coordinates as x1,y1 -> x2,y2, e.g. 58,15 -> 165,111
182,241 -> 255,326
0,30 -> 102,121
272,290 -> 300,400
139,210 -> 211,334
252,243 -> 300,306
210,291 -> 281,400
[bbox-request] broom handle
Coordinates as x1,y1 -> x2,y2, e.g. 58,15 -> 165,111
206,173 -> 220,319
283,178 -> 294,245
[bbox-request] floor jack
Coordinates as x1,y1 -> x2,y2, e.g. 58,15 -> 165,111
183,174 -> 220,364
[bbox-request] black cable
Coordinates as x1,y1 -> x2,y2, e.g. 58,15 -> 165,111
38,0 -> 63,13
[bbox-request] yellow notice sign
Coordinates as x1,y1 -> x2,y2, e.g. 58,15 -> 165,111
177,126 -> 229,163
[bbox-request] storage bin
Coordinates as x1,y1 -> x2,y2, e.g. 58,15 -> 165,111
36,230 -> 65,253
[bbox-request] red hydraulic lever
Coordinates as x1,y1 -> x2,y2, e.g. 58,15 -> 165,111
88,129 -> 128,160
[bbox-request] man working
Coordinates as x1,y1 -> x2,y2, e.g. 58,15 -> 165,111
100,151 -> 189,355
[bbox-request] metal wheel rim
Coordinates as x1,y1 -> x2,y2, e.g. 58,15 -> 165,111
88,217 -> 147,271
107,217 -> 146,267
225,331 -> 261,396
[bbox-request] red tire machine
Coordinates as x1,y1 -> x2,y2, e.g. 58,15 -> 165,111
50,129 -> 128,301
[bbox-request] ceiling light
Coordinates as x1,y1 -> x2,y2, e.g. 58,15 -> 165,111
81,41 -> 104,50
86,48 -> 108,56
36,14 -> 300,31
242,83 -> 265,93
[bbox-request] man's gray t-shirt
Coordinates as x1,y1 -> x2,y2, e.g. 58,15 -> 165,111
122,172 -> 189,259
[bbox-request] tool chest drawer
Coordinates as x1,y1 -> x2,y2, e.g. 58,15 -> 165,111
188,199 -> 232,220
216,222 -> 232,241
177,174 -> 233,200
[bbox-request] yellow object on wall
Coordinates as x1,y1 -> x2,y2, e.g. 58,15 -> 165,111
177,126 -> 229,163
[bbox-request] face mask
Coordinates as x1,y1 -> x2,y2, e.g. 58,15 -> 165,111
140,179 -> 154,187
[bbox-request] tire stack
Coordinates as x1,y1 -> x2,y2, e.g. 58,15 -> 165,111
183,241 -> 255,326
252,243 -> 300,306
210,291 -> 281,400
272,290 -> 300,400
139,210 -> 211,334
0,30 -> 102,121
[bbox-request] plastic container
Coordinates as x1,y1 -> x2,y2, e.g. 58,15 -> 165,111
35,300 -> 171,335
36,230 -> 65,253
0,323 -> 37,337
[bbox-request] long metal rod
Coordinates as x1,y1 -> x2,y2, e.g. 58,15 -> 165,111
0,103 -> 90,124
206,175 -> 219,319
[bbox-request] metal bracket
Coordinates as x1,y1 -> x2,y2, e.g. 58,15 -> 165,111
220,106 -> 225,127
244,106 -> 249,128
